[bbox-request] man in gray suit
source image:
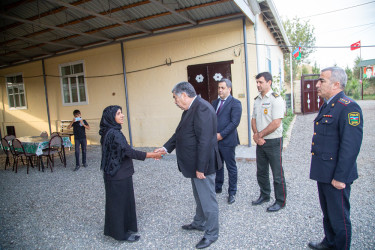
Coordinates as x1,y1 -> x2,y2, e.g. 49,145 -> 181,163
155,81 -> 222,249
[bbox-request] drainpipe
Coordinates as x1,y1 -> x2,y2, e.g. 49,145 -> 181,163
290,53 -> 294,113
120,42 -> 133,147
243,18 -> 251,147
42,59 -> 52,135
254,14 -> 261,73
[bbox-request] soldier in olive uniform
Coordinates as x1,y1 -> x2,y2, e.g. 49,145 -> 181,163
251,72 -> 286,212
308,67 -> 363,250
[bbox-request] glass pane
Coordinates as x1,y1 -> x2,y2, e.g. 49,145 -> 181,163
8,87 -> 13,94
20,94 -> 25,106
71,77 -> 78,102
16,75 -> 23,83
62,78 -> 70,103
61,66 -> 71,76
15,94 -> 20,107
18,84 -> 24,94
73,63 -> 83,74
14,86 -> 19,94
9,95 -> 14,108
78,76 -> 86,102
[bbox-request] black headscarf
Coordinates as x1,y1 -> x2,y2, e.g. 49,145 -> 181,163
99,105 -> 123,175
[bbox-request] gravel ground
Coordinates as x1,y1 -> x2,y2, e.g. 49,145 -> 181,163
0,100 -> 374,250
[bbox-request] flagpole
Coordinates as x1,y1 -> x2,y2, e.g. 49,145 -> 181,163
361,45 -> 363,100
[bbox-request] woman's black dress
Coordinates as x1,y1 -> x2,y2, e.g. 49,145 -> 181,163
102,131 -> 146,240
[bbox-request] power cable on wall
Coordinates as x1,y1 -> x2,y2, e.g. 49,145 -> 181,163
2,42 -> 375,79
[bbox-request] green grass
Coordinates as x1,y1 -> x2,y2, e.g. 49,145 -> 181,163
283,109 -> 295,138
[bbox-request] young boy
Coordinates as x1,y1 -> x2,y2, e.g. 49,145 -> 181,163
67,110 -> 90,171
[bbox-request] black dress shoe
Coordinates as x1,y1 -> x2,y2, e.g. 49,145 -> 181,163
182,224 -> 204,231
308,241 -> 333,249
125,234 -> 140,242
228,195 -> 235,204
215,188 -> 222,194
266,202 -> 285,212
196,238 -> 216,249
73,166 -> 80,171
251,195 -> 270,205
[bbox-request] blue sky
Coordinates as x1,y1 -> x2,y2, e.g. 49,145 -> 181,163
273,0 -> 375,69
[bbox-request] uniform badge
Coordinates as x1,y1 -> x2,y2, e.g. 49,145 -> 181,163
348,112 -> 360,126
264,108 -> 268,114
338,98 -> 351,106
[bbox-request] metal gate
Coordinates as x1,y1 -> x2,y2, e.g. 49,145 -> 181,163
301,74 -> 324,114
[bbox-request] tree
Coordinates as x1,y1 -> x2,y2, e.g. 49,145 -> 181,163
312,61 -> 320,74
283,17 -> 316,82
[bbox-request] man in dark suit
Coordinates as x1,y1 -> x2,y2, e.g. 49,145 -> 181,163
155,81 -> 222,249
308,67 -> 363,250
212,78 -> 242,204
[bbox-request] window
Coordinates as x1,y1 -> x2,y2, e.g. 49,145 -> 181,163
6,73 -> 27,109
266,46 -> 272,73
59,61 -> 88,105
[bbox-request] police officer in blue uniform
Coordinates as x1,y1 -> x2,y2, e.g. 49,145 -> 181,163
308,67 -> 363,250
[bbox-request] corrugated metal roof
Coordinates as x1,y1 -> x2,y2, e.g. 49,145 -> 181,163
0,0 -> 288,68
358,59 -> 375,67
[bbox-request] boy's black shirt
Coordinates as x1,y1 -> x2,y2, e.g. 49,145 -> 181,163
72,120 -> 88,140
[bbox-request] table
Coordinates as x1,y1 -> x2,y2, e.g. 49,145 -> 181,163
16,136 -> 72,171
16,136 -> 72,156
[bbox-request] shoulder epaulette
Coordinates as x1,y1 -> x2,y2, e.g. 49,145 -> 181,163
272,92 -> 280,98
337,97 -> 351,106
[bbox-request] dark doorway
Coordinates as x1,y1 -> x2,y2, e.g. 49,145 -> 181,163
6,126 -> 16,137
301,74 -> 323,114
187,60 -> 233,103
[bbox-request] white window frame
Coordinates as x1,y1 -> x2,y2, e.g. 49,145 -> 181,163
59,60 -> 88,106
266,46 -> 272,73
5,72 -> 27,110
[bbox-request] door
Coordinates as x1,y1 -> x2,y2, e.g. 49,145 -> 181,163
187,61 -> 233,104
301,74 -> 323,114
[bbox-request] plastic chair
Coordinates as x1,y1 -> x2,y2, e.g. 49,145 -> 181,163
11,139 -> 36,174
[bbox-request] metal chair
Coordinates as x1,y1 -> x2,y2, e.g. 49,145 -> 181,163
1,138 -> 13,170
51,132 -> 59,137
4,135 -> 16,141
11,139 -> 36,174
40,136 -> 65,172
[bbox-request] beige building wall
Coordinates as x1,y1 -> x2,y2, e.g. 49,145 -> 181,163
0,61 -> 50,138
0,18 -> 285,146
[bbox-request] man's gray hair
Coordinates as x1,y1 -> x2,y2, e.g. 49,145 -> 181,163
172,81 -> 197,97
322,67 -> 347,89
219,78 -> 232,88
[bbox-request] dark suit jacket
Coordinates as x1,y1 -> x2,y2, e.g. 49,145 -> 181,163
310,91 -> 363,184
212,95 -> 242,147
164,96 -> 222,178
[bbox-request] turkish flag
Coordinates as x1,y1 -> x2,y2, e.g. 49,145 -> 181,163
350,41 -> 361,50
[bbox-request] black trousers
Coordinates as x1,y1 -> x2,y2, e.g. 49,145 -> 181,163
256,137 -> 286,205
318,182 -> 352,250
74,138 -> 87,166
215,146 -> 238,195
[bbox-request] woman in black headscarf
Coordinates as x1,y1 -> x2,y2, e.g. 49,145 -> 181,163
99,105 -> 162,242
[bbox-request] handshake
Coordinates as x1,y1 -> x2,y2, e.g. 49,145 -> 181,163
146,147 -> 167,160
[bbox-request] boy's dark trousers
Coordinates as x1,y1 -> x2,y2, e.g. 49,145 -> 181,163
75,138 -> 87,166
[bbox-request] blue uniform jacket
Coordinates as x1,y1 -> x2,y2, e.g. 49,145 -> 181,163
212,95 -> 242,147
310,91 -> 363,184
